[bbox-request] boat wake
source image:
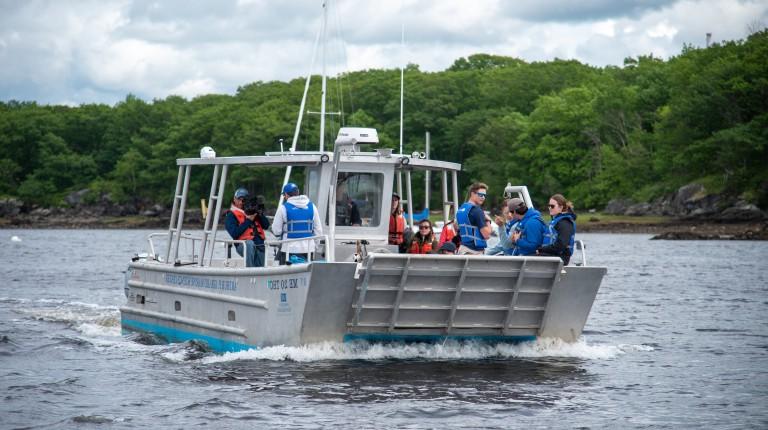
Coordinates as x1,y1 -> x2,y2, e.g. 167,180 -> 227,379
199,337 -> 654,364
13,298 -> 121,337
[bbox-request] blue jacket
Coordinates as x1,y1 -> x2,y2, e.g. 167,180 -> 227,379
511,208 -> 546,256
541,212 -> 577,263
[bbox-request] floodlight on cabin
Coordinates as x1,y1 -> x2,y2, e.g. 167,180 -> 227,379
334,127 -> 379,147
200,146 -> 216,159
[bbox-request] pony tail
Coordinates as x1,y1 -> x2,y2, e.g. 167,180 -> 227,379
566,200 -> 575,213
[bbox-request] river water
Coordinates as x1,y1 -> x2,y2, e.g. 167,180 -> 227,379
1,230 -> 766,429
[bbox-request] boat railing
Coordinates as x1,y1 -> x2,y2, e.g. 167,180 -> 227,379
573,240 -> 588,266
146,232 -> 251,267
264,234 -> 329,266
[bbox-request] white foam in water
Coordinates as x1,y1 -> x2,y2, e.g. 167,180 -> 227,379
11,235 -> 22,242
201,337 -> 654,364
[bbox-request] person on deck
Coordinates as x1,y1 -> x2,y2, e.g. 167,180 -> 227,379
407,219 -> 439,254
507,197 -> 546,256
438,207 -> 460,250
224,187 -> 270,267
456,182 -> 493,255
485,202 -> 518,256
388,193 -> 408,252
537,193 -> 577,265
272,183 -> 322,264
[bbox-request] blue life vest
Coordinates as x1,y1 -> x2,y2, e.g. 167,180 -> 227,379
545,213 -> 576,254
456,202 -> 487,249
502,220 -> 519,255
285,201 -> 314,239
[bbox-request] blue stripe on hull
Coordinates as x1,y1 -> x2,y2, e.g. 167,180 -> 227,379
343,333 -> 537,344
121,318 -> 537,354
121,318 -> 254,353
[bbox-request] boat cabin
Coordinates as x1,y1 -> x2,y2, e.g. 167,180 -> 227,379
158,127 -> 463,267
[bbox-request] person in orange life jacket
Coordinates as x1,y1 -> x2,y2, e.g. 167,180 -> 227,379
407,219 -> 439,254
437,206 -> 460,250
388,193 -> 409,252
537,193 -> 577,265
456,182 -> 493,255
507,197 -> 546,256
271,182 -> 322,265
224,187 -> 270,267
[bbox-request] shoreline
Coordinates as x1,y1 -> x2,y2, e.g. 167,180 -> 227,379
1,215 -> 766,239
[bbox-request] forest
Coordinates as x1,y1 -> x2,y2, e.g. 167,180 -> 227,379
1,30 -> 766,213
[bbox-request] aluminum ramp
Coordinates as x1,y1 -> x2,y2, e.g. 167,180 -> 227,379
347,254 -> 564,340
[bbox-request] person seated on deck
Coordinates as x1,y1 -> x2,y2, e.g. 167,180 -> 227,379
537,193 -> 577,265
388,193 -> 409,252
485,202 -> 519,256
507,197 -> 546,256
456,182 -> 493,255
334,175 -> 362,226
436,241 -> 457,255
406,219 -> 439,254
224,188 -> 270,267
272,183 -> 323,265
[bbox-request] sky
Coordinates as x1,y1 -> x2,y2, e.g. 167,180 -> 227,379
1,0 -> 766,106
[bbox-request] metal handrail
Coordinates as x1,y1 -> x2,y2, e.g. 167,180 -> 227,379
146,232 -> 248,267
265,234 -> 329,266
574,240 -> 588,266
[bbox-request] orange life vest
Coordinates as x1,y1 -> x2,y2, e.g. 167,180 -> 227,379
389,213 -> 405,245
439,222 -> 457,247
408,237 -> 434,254
230,206 -> 265,240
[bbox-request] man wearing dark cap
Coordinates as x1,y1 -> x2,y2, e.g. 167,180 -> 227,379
437,241 -> 457,255
507,197 -> 546,256
224,187 -> 270,267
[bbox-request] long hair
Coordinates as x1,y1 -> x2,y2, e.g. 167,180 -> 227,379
550,194 -> 574,213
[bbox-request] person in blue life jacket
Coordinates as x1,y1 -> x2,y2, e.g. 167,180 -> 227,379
224,187 -> 270,267
507,197 -> 546,256
537,193 -> 577,265
486,202 -> 519,255
456,182 -> 493,255
271,183 -> 322,265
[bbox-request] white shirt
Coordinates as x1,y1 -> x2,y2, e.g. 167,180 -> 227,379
271,195 -> 323,255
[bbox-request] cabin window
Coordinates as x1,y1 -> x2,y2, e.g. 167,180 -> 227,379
331,172 -> 384,227
306,168 -> 320,203
228,310 -> 236,321
174,301 -> 181,311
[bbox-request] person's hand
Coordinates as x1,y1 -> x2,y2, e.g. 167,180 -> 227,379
494,215 -> 504,226
511,231 -> 521,242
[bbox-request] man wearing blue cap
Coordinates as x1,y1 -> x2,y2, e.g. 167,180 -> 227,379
271,182 -> 322,264
224,187 -> 270,267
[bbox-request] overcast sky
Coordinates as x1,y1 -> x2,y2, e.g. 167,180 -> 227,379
1,0 -> 765,106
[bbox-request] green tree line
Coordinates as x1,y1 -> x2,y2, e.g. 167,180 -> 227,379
1,30 -> 766,211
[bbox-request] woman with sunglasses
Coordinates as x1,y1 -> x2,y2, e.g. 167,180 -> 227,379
537,194 -> 577,265
407,219 -> 439,254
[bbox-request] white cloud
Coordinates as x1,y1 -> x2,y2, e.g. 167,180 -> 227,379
0,0 -> 766,105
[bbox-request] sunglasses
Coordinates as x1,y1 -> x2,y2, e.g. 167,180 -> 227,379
476,192 -> 487,198
548,204 -> 557,209
419,225 -> 430,230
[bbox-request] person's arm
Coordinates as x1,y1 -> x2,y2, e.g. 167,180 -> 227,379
256,212 -> 270,230
225,212 -> 252,239
312,205 -> 323,236
350,202 -> 362,226
271,206 -> 285,238
471,207 -> 492,239
538,219 -> 573,255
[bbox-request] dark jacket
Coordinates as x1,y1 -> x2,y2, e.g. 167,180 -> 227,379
538,212 -> 577,264
224,210 -> 270,246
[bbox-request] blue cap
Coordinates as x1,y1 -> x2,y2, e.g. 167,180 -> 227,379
234,188 -> 249,199
282,182 -> 299,194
